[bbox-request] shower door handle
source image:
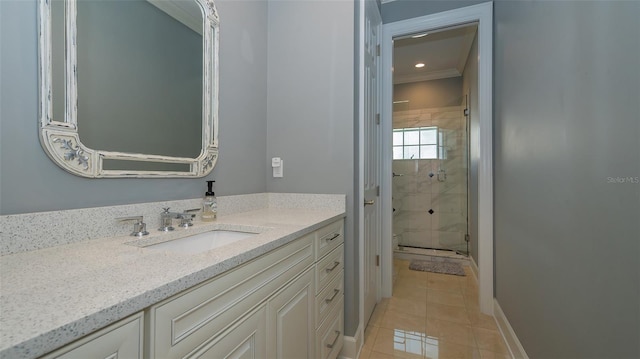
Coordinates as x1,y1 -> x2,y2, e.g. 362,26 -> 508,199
364,199 -> 375,206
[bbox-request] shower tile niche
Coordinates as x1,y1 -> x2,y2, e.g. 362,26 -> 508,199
392,106 -> 468,253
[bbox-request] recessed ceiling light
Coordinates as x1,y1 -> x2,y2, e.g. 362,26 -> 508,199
411,33 -> 428,38
415,63 -> 425,68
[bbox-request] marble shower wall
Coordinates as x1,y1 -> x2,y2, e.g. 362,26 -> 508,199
392,106 -> 468,253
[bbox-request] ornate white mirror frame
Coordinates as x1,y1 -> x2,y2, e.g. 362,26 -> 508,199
38,0 -> 219,178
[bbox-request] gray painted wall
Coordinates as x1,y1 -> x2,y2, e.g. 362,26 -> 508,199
0,0 -> 268,215
393,77 -> 462,110
265,0 -> 358,336
461,34 -> 478,265
1,0 -> 361,338
383,1 -> 640,357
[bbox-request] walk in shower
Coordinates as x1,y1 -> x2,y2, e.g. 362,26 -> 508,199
390,23 -> 477,258
392,106 -> 469,256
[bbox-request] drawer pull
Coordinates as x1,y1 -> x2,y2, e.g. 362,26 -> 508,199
325,233 -> 340,241
326,330 -> 341,349
325,289 -> 340,303
325,261 -> 340,273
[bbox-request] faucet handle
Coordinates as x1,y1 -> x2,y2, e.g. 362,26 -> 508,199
159,208 -> 175,232
117,215 -> 150,237
178,217 -> 193,228
177,208 -> 199,228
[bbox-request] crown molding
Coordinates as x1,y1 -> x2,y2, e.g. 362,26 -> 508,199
393,68 -> 461,84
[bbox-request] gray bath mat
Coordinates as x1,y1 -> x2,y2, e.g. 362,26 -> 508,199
409,259 -> 466,276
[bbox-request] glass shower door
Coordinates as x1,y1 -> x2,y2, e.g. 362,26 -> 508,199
392,106 -> 468,255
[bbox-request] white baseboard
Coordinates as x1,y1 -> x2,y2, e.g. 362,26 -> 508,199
494,299 -> 529,359
339,323 -> 363,359
469,255 -> 479,283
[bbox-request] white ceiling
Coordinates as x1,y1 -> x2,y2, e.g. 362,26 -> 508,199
393,23 -> 478,84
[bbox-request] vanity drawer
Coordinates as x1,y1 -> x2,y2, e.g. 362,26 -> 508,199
42,312 -> 143,359
147,235 -> 313,359
315,269 -> 344,328
315,296 -> 344,359
315,219 -> 344,260
315,244 -> 344,294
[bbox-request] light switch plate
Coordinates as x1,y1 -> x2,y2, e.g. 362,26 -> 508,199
272,157 -> 283,178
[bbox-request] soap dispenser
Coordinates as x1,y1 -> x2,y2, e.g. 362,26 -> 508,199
202,180 -> 217,221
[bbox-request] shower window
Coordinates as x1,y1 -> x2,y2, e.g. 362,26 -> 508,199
393,126 -> 438,159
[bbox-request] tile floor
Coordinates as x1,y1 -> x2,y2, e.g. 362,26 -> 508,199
358,259 -> 511,359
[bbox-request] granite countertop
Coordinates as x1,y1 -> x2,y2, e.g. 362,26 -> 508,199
0,207 -> 345,359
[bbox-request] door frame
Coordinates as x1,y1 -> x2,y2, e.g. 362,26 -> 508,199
380,2 -> 494,314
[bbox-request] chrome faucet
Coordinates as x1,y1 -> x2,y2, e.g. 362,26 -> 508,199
117,215 -> 150,237
176,208 -> 199,228
159,208 -> 200,231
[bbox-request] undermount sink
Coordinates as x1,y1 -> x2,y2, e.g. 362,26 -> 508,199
146,230 -> 258,254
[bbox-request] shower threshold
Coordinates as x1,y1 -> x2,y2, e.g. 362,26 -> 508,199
395,245 -> 469,261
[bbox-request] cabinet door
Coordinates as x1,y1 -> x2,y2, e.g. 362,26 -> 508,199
267,268 -> 315,359
42,313 -> 143,359
187,306 -> 267,359
148,235 -> 313,359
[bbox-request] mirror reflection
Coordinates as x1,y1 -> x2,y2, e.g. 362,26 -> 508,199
73,0 -> 203,158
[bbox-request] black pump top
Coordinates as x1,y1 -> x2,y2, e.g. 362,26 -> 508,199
206,180 -> 215,196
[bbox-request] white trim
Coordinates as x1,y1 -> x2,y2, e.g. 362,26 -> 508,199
381,2 -> 494,314
338,323 -> 363,359
356,0 -> 366,350
494,299 -> 530,359
469,254 -> 479,284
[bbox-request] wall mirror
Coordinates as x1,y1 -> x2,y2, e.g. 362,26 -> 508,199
38,0 -> 219,177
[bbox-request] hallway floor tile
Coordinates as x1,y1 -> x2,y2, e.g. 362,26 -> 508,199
359,259 -> 511,359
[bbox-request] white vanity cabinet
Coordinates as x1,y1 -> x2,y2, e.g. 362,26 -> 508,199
37,218 -> 344,359
147,218 -> 344,359
266,267 -> 315,358
184,267 -> 317,359
147,232 -> 315,359
40,312 -> 144,359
